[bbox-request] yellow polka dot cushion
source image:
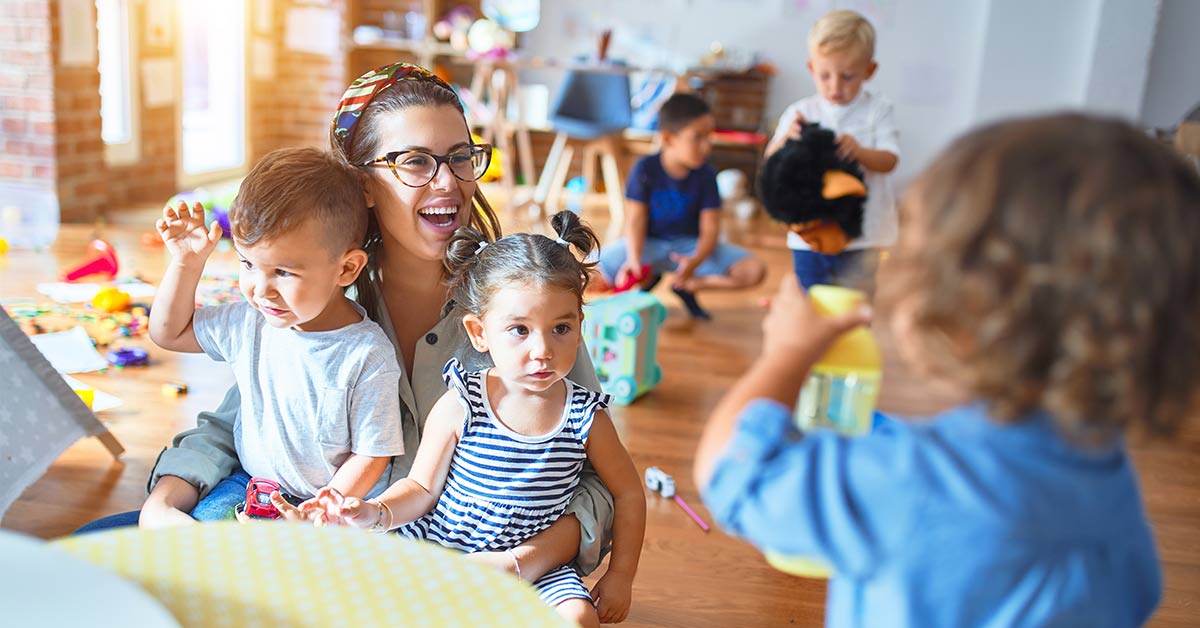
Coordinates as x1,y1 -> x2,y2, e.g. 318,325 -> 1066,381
54,522 -> 572,628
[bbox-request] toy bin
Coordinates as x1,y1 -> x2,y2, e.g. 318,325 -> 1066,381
582,291 -> 667,404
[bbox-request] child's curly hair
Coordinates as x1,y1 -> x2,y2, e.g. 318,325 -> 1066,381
878,113 -> 1200,441
443,211 -> 601,317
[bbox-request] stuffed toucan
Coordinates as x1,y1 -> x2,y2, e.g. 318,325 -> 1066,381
758,122 -> 868,255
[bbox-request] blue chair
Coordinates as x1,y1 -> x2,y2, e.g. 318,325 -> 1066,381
528,68 -> 633,237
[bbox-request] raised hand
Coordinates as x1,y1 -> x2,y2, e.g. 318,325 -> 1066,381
157,200 -> 222,266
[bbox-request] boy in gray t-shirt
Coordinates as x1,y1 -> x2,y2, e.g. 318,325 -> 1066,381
149,147 -> 404,516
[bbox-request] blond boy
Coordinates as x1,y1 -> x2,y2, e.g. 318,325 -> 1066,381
766,10 -> 899,289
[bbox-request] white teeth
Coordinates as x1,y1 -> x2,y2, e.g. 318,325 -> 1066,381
419,206 -> 459,215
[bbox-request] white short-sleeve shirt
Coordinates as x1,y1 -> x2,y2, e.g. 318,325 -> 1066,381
770,89 -> 900,251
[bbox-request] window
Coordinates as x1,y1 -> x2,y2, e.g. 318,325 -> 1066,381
96,0 -> 139,164
179,0 -> 246,183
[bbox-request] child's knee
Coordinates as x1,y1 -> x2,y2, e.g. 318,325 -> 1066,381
732,256 -> 767,287
555,598 -> 599,628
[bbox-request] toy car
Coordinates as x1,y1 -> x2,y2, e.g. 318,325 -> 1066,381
582,291 -> 667,404
644,466 -> 676,498
105,347 -> 148,367
241,477 -> 304,520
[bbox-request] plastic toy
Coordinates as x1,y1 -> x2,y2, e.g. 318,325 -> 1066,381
612,263 -> 651,293
240,477 -> 304,520
0,237 -> 8,255
92,287 -> 132,313
105,347 -> 148,367
63,239 -> 119,282
645,466 -> 709,532
582,291 -> 667,404
161,380 -> 188,396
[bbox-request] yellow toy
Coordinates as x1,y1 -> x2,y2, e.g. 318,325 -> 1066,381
92,287 -> 132,313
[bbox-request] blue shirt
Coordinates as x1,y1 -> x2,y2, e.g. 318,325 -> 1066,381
625,153 -> 721,239
703,399 -> 1161,628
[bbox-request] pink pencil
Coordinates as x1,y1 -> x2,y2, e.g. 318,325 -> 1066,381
672,495 -> 710,532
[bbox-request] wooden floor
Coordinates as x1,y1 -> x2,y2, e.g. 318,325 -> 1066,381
3,194 -> 1198,627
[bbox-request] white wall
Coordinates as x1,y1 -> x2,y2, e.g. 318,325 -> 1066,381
519,0 -> 1164,182
1141,0 -> 1200,127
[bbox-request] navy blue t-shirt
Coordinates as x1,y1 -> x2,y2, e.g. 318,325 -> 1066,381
625,153 -> 722,239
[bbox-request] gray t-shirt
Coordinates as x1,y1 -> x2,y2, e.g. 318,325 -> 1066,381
193,300 -> 405,498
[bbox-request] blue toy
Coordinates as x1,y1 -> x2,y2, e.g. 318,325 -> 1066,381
582,291 -> 667,404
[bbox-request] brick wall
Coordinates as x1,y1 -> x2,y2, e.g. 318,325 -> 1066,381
2,0 -> 348,224
249,0 -> 347,163
1,0 -> 59,216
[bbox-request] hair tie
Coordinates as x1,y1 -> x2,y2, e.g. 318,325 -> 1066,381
331,62 -> 455,157
474,241 -> 489,255
554,237 -> 570,248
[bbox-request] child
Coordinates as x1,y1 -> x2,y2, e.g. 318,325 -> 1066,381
292,211 -> 646,627
765,9 -> 899,290
597,92 -> 766,319
149,146 -> 405,519
695,114 -> 1200,627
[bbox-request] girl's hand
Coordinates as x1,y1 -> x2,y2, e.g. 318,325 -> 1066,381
591,570 -> 634,623
157,200 -> 222,266
762,275 -> 871,360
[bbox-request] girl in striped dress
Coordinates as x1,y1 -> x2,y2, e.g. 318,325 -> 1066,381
295,211 -> 646,628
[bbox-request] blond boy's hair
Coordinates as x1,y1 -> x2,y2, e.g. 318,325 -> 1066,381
808,10 -> 875,60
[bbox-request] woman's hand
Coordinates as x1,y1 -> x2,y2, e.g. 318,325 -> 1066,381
591,569 -> 634,623
157,200 -> 222,267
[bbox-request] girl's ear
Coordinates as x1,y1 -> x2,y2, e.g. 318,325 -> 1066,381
337,249 -> 370,287
462,314 -> 488,353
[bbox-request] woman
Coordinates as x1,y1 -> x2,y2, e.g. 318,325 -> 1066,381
79,64 -> 614,580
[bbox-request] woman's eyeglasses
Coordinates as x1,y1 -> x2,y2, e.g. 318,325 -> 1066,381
363,144 -> 492,188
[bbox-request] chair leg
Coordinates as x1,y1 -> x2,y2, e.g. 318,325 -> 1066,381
527,132 -> 569,222
545,145 -> 575,225
581,143 -> 598,202
600,140 -> 624,242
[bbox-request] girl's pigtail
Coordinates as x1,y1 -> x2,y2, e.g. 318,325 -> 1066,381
549,210 -> 600,291
443,226 -> 489,295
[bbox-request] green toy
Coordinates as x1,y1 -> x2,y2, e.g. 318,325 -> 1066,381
582,291 -> 667,405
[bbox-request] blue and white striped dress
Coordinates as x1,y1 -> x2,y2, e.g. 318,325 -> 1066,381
399,358 -> 611,606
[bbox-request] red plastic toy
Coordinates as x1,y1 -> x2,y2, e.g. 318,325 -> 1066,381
243,477 -> 304,519
613,263 -> 652,293
63,239 -> 120,282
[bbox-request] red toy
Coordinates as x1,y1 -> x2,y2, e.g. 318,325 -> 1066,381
243,477 -> 304,519
613,263 -> 652,293
63,239 -> 120,282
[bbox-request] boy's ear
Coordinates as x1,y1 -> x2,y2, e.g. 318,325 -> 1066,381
462,314 -> 488,353
337,248 -> 370,287
806,59 -> 814,74
864,61 -> 878,81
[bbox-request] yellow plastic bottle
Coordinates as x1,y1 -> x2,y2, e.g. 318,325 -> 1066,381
793,284 -> 881,436
767,284 -> 881,579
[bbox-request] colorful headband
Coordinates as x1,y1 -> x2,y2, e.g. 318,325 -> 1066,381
331,62 -> 455,157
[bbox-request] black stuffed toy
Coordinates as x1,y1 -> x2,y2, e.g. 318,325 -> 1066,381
758,122 -> 868,254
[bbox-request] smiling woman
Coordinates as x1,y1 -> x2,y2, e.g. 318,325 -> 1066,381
78,62 -> 616,596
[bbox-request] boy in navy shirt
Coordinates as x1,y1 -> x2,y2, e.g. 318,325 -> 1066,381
596,93 -> 765,319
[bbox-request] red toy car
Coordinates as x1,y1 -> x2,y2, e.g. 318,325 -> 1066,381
242,478 -> 304,519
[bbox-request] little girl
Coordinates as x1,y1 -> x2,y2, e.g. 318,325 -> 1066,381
292,211 -> 646,628
695,114 -> 1200,627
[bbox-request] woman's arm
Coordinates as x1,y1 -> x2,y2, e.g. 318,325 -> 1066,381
148,383 -> 242,499
584,410 -> 646,623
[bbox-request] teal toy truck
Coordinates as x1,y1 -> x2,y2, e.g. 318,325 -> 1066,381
582,291 -> 667,404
